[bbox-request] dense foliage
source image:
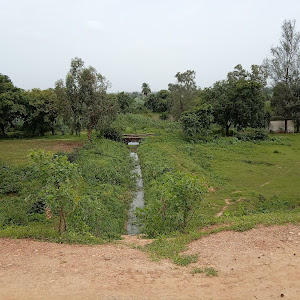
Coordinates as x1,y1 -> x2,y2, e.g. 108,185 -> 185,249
202,65 -> 267,136
0,74 -> 26,136
180,104 -> 213,139
27,150 -> 81,233
144,90 -> 171,113
168,70 -> 198,119
0,139 -> 134,240
136,172 -> 206,237
56,58 -> 118,140
23,88 -> 58,136
0,58 -> 118,139
264,20 -> 300,132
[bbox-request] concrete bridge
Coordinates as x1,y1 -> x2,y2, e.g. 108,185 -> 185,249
122,133 -> 154,144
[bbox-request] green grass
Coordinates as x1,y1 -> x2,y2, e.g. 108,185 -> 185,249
204,135 -> 300,201
191,267 -> 204,274
0,222 -> 107,244
138,131 -> 300,219
124,114 -> 300,264
191,267 -> 218,276
1,114 -> 300,266
0,137 -> 134,243
204,267 -> 218,277
0,133 -> 87,165
113,113 -> 181,134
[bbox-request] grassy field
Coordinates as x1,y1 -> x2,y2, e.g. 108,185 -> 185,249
0,114 -> 300,265
146,134 -> 300,216
112,113 -> 300,221
0,133 -> 88,165
114,114 -> 300,263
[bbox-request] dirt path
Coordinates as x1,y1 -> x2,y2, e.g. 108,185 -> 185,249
215,198 -> 232,217
0,225 -> 300,300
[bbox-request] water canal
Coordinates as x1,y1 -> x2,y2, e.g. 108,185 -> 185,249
127,142 -> 144,235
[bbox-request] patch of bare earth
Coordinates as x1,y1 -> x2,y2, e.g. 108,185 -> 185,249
0,225 -> 299,300
44,141 -> 84,153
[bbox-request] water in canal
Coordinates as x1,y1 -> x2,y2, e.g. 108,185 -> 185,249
127,145 -> 144,235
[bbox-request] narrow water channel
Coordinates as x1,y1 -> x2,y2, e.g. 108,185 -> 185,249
127,145 -> 144,235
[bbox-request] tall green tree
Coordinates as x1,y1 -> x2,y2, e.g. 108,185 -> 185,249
0,74 -> 26,136
66,57 -> 85,135
78,66 -> 116,140
55,79 -> 71,134
168,70 -> 198,119
141,82 -> 151,97
23,88 -> 58,136
144,90 -> 171,113
264,19 -> 300,132
56,58 -> 117,140
203,65 -> 266,136
203,79 -> 238,136
117,92 -> 133,112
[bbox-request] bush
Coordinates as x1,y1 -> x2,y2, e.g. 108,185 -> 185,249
27,149 -> 81,234
0,196 -> 29,226
144,90 -> 171,113
73,139 -> 134,238
180,105 -> 213,140
0,161 -> 27,195
159,112 -> 169,120
103,128 -> 122,141
136,172 -> 206,237
55,148 -> 80,163
68,193 -> 124,239
236,128 -> 269,141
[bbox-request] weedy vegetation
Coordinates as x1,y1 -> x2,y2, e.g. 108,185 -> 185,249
0,113 -> 300,266
0,136 -> 134,243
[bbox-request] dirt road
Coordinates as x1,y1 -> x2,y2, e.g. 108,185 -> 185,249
0,225 -> 299,300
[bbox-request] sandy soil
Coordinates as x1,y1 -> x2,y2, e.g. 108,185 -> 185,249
0,225 -> 299,300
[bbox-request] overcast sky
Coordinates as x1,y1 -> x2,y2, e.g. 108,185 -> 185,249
1,0 -> 300,92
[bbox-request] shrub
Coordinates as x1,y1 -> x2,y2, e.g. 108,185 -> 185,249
180,105 -> 213,140
136,172 -> 206,237
0,161 -> 24,195
236,128 -> 269,141
55,148 -> 80,163
103,127 -> 122,141
159,111 -> 169,120
73,139 -> 134,238
0,196 -> 29,226
27,149 -> 81,234
144,90 -> 171,113
68,193 -> 124,239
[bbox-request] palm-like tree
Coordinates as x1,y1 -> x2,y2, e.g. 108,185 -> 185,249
141,82 -> 151,97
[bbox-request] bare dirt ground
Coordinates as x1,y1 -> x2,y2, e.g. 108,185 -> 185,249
44,141 -> 84,153
0,225 -> 299,300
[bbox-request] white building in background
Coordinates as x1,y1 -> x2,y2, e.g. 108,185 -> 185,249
268,120 -> 294,133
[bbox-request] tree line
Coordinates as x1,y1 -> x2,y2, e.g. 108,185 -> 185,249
143,19 -> 300,136
1,19 -> 300,139
1,58 -> 119,140
0,58 -> 157,139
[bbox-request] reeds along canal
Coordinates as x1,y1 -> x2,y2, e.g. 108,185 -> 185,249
127,142 -> 144,235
